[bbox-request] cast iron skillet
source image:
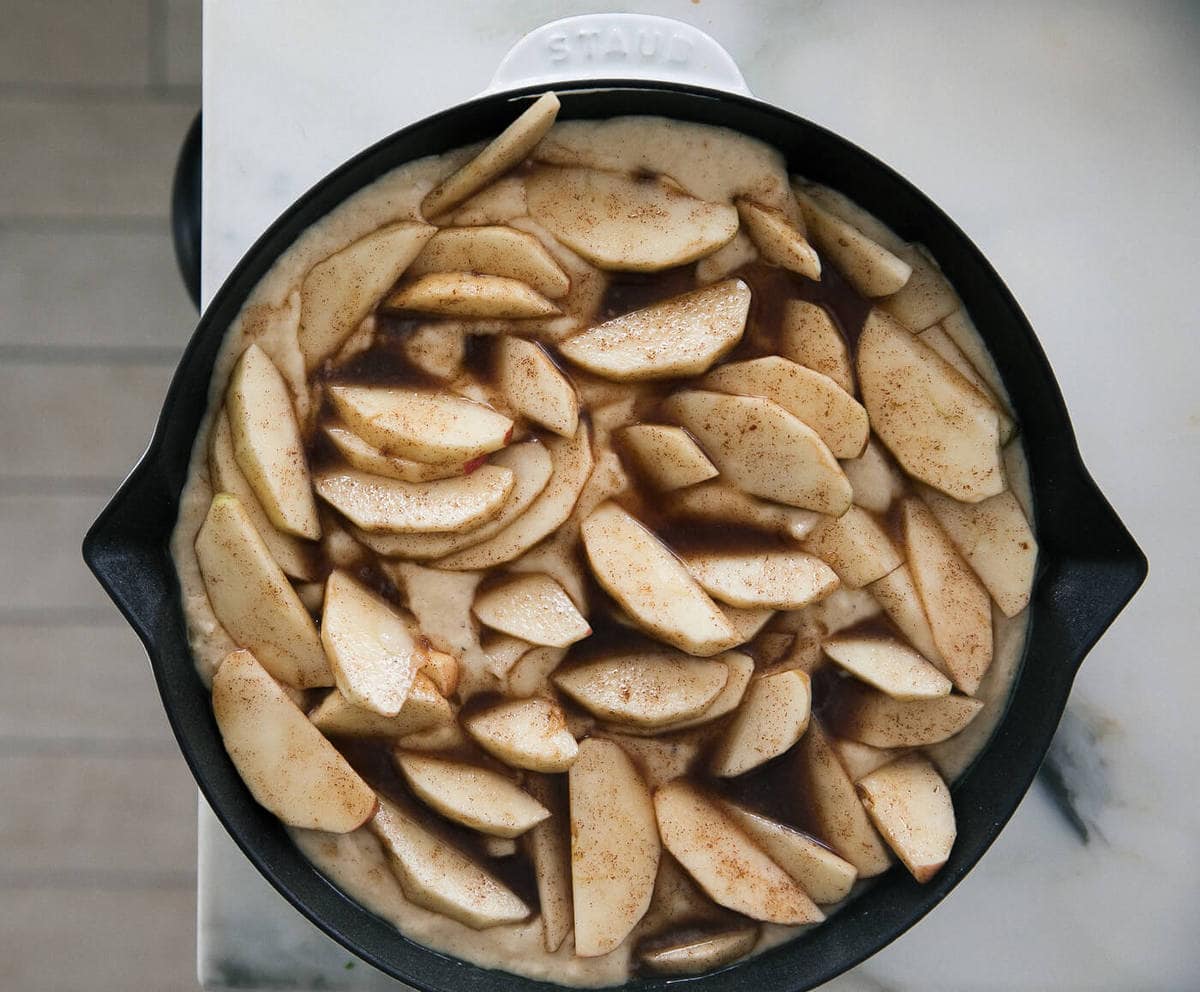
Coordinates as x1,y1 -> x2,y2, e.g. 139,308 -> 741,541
83,81 -> 1146,991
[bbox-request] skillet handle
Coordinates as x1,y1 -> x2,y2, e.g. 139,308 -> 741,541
485,13 -> 752,97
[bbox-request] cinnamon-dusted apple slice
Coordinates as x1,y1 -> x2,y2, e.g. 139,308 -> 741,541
695,229 -> 758,285
858,311 -> 1004,502
447,176 -> 527,226
916,324 -> 1015,443
472,573 -> 591,648
823,634 -> 952,701
385,272 -> 560,319
409,225 -> 570,298
422,91 -> 559,218
653,781 -> 823,924
402,322 -> 466,379
553,652 -> 729,729
298,220 -> 435,369
226,343 -> 320,539
569,739 -> 661,956
719,606 -> 775,644
315,466 -> 514,534
720,801 -> 858,904
559,280 -> 750,381
420,649 -> 459,697
309,673 -> 452,738
795,188 -> 912,297
701,356 -> 869,458
324,425 -> 468,483
212,650 -> 375,832
463,696 -> 578,772
639,927 -> 760,976
482,632 -> 533,678
617,424 -> 718,491
803,505 -> 903,589
665,391 -> 853,514
657,651 -> 754,733
580,501 -> 739,656
880,244 -> 959,331
670,480 -> 822,540
840,436 -> 907,514
780,299 -> 855,394
527,166 -> 739,272
710,670 -> 811,777
321,570 -> 425,716
831,681 -> 983,747
497,337 -> 579,437
736,198 -> 821,279
506,646 -> 566,698
902,498 -> 992,694
831,738 -> 900,781
371,798 -> 530,929
868,565 -> 947,672
195,494 -> 332,688
522,774 -> 573,952
683,549 -> 839,610
393,752 -> 549,837
857,755 -> 956,883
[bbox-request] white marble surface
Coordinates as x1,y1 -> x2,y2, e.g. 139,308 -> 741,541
198,2 -> 1200,989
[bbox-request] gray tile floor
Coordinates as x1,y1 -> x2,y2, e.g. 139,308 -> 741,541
0,2 -> 202,989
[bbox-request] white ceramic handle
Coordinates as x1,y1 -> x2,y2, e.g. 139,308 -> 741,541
486,13 -> 751,97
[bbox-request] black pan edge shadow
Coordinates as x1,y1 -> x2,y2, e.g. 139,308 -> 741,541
83,82 -> 1147,992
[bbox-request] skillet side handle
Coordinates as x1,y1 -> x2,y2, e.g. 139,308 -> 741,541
485,13 -> 752,97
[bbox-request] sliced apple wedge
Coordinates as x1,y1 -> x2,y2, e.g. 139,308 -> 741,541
553,652 -> 729,729
780,299 -> 855,394
482,632 -> 532,677
506,646 -> 566,698
868,564 -> 947,672
918,486 -> 1037,617
212,650 -> 374,831
795,188 -> 912,297
569,738 -> 660,956
710,670 -> 811,777
720,802 -> 858,904
640,927 -> 760,976
858,310 -> 1004,502
226,343 -> 320,539
420,649 -> 459,697
195,494 -> 332,688
309,673 -> 452,738
803,505 -> 903,589
823,634 -> 951,700
857,755 -> 956,883
521,774 -> 573,953
701,356 -> 869,459
581,501 -> 739,656
917,324 -> 1015,443
324,425 -> 467,483
940,308 -> 1008,400
559,280 -> 750,381
664,391 -> 852,514
527,166 -> 739,272
617,424 -> 718,491
298,221 -> 435,369
657,651 -> 754,733
422,91 -> 559,218
371,797 -> 529,928
497,337 -> 579,437
472,573 -> 590,648
719,606 -> 775,644
463,697 -> 578,772
385,272 -> 560,319
670,480 -> 822,541
831,738 -> 900,781
841,436 -> 907,514
695,229 -> 758,285
393,752 -> 549,837
880,244 -> 959,331
902,498 -> 993,694
402,321 -> 466,379
447,176 -> 527,226
736,198 -> 821,279
316,465 -> 514,534
832,681 -> 983,747
654,781 -> 823,924
409,225 -> 570,298
686,549 -> 839,610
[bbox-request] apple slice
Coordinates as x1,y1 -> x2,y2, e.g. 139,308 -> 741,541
527,166 -> 738,272
463,697 -> 578,772
710,670 -> 811,777
420,649 -> 459,697
831,738 -> 900,781
553,652 -> 729,729
385,272 -> 560,319
857,755 -> 956,883
408,225 -> 570,298
832,681 -> 983,747
720,802 -> 858,904
695,229 -> 758,285
195,494 -> 332,688
823,634 -> 952,700
506,646 -> 566,699
657,651 -> 754,733
880,244 -> 959,331
208,410 -> 316,580
569,739 -> 660,956
868,565 -> 947,672
719,606 -> 775,644
581,501 -> 739,656
402,322 -> 466,379
482,632 -> 532,677
683,549 -> 839,610
324,425 -> 467,482
796,182 -> 907,253
472,573 -> 590,648
393,752 -> 549,837
795,188 -> 912,297
664,391 -> 852,514
315,465 -> 514,534
918,487 -> 1037,617
422,91 -> 559,218
670,480 -> 822,540
840,436 -> 907,514
858,311 -> 1004,502
329,385 -> 512,464
447,176 -> 527,226
917,324 -> 1015,443
902,498 -> 993,694
701,356 -> 869,459
309,673 -> 453,738
559,280 -> 750,381
940,308 -> 1008,400
780,299 -> 855,394
497,337 -> 579,437
370,797 -> 529,928
225,344 -> 320,539
521,774 -> 573,952
298,221 -> 435,369
736,198 -> 821,279
639,927 -> 760,976
654,781 -> 823,924
212,650 -> 375,831
618,424 -> 718,491
803,505 -> 903,589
